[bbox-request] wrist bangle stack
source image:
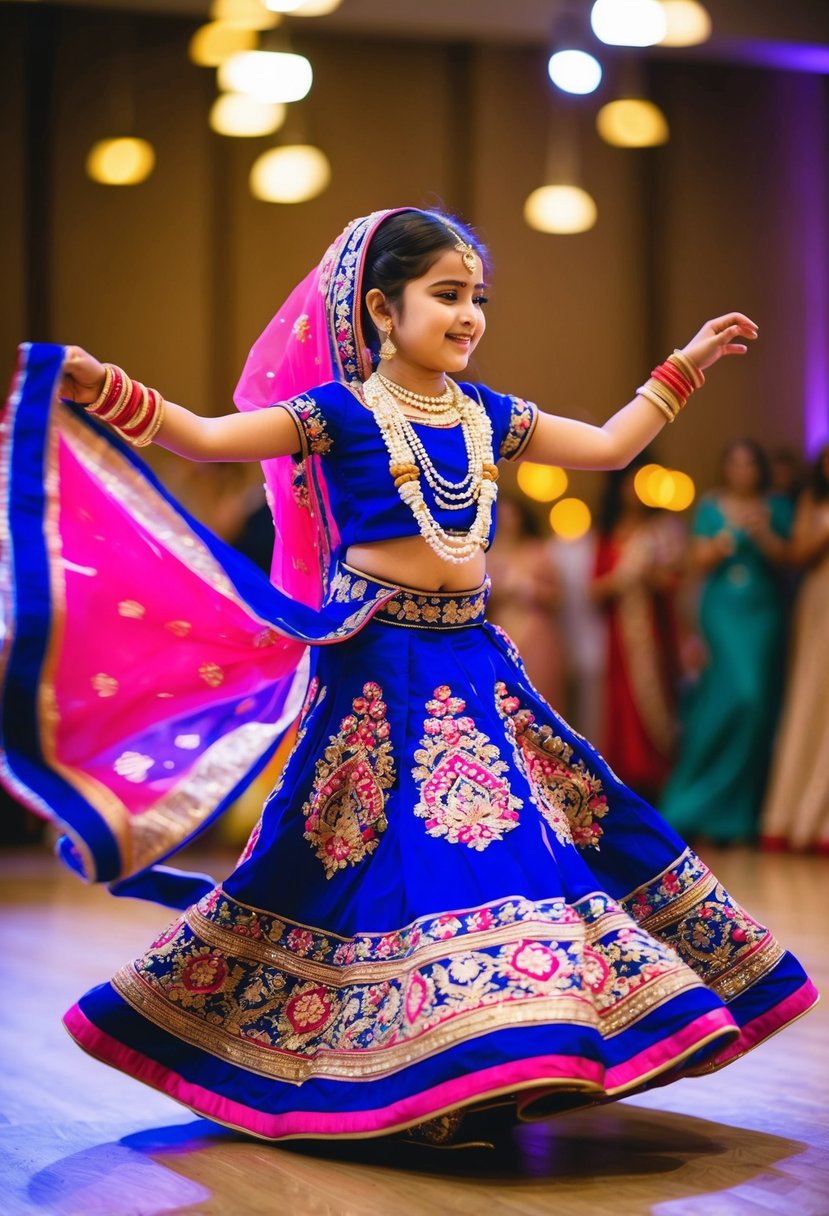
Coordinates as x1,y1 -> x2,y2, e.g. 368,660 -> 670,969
636,350 -> 704,423
85,364 -> 166,447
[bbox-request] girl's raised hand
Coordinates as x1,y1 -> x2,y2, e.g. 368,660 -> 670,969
60,345 -> 107,406
680,313 -> 758,373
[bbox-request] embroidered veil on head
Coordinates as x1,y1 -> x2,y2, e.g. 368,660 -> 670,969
233,208 -> 418,608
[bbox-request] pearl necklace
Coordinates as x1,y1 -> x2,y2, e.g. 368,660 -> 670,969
376,372 -> 456,414
362,373 -> 499,564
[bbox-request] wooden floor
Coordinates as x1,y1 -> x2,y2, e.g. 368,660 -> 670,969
1,845 -> 827,1216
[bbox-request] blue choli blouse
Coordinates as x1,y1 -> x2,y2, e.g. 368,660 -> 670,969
274,380 -> 538,550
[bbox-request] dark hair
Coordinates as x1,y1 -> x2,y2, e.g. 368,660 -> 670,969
808,442 -> 829,502
720,438 -> 771,493
360,209 -> 489,362
597,450 -> 654,537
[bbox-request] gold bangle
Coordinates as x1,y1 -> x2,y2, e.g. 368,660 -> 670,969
97,368 -> 132,422
131,394 -> 166,447
670,349 -> 704,390
637,382 -> 677,423
86,364 -> 114,413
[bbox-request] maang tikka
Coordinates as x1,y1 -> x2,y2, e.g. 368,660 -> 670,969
439,219 -> 478,277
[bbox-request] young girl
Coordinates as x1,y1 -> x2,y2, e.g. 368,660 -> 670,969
1,208 -> 816,1145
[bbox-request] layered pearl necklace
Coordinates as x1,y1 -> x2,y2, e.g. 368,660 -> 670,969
361,372 -> 499,564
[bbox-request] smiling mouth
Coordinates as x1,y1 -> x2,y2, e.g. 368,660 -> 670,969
446,334 -> 472,344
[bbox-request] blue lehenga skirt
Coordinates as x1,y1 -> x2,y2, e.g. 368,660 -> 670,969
2,346 -> 819,1143
65,570 -> 818,1140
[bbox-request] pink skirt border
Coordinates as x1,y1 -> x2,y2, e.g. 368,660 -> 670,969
64,1001 -> 739,1141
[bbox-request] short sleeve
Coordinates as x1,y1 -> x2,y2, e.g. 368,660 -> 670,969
272,390 -> 334,459
464,383 -> 539,462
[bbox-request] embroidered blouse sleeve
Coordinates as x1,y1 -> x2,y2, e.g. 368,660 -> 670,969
467,384 -> 539,462
271,390 -> 334,459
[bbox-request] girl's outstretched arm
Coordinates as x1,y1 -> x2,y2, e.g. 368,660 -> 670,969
520,313 -> 758,472
60,345 -> 301,462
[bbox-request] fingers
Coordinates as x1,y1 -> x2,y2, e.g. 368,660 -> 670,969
710,314 -> 758,338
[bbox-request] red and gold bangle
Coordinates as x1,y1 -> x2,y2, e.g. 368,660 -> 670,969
637,349 -> 704,423
670,349 -> 704,390
84,363 -> 165,447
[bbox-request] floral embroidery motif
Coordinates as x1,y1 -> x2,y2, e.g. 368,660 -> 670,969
115,885 -> 702,1083
113,751 -> 155,783
413,685 -> 521,850
292,313 -> 311,343
91,672 -> 119,698
623,849 -> 783,998
198,662 -> 225,688
165,620 -> 192,637
380,586 -> 489,629
117,600 -> 145,618
328,567 -> 369,603
496,683 -> 608,848
285,393 -> 332,458
499,397 -> 538,461
303,681 -> 394,877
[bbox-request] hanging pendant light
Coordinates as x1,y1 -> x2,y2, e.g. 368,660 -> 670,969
590,0 -> 666,47
659,1 -> 712,47
210,0 -> 282,28
249,144 -> 331,202
524,185 -> 597,235
596,98 -> 669,147
189,22 -> 258,68
86,137 -> 156,185
218,50 -> 313,103
210,93 -> 287,137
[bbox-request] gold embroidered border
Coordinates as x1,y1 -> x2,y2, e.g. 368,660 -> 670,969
636,871 -> 719,934
186,903 -> 636,984
709,935 -> 784,1000
112,960 -> 699,1085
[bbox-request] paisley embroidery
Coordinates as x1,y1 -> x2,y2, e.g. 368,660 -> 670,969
303,681 -> 394,877
496,683 -> 608,849
413,685 -> 521,850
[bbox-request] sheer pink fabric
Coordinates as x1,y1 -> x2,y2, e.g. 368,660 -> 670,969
233,208 -> 414,608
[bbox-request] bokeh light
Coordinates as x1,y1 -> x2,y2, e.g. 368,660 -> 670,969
249,144 -> 331,202
524,185 -> 597,235
659,1 -> 712,47
209,93 -> 286,137
86,138 -> 156,185
265,0 -> 343,13
634,463 -> 696,510
189,22 -> 258,68
210,0 -> 282,29
596,99 -> 670,147
548,50 -> 603,95
517,462 -> 568,502
218,50 -> 313,103
549,497 -> 592,540
590,0 -> 666,47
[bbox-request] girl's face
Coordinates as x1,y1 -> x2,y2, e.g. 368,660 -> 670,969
386,247 -> 487,376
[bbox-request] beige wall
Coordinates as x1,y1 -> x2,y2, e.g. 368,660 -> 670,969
2,6 -> 827,505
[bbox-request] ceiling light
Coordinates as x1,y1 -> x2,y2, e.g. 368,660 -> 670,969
524,185 -> 597,235
596,98 -> 669,146
210,93 -> 286,136
86,138 -> 155,185
590,0 -> 667,47
659,1 -> 712,47
548,50 -> 603,95
218,50 -> 313,103
250,144 -> 331,202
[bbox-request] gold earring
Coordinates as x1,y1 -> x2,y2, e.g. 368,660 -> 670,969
379,321 -> 396,362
